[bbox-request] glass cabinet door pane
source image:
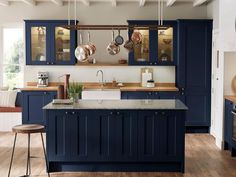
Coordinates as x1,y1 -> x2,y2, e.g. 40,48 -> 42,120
158,27 -> 173,62
31,26 -> 47,62
134,30 -> 149,63
55,27 -> 70,62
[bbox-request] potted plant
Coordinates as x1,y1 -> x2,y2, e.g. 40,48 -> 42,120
67,82 -> 83,103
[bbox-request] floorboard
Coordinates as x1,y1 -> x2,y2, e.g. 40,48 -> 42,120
1,133 -> 236,177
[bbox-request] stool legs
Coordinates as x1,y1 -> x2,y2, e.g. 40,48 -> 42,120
8,133 -> 50,177
40,133 -> 50,177
8,133 -> 17,177
26,133 -> 31,176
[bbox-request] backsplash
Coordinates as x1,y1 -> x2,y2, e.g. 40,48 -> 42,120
24,66 -> 175,85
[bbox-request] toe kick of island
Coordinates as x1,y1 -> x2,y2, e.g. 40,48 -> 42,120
44,100 -> 187,173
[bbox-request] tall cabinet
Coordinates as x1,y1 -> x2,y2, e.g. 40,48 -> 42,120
177,20 -> 212,132
25,20 -> 77,65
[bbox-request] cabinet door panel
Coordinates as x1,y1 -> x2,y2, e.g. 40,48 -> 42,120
47,111 -> 71,161
138,111 -> 158,161
138,111 -> 184,162
94,111 -> 138,162
185,95 -> 210,126
121,92 -> 152,99
158,92 -> 179,99
177,20 -> 212,127
114,112 -> 138,161
69,111 -> 100,161
157,111 -> 184,161
23,92 -> 46,124
224,100 -> 233,148
22,91 -> 56,125
25,22 -> 51,65
51,21 -> 77,65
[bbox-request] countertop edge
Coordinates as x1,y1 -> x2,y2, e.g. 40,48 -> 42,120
43,99 -> 188,110
225,95 -> 236,103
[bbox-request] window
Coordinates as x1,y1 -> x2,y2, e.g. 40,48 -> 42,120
2,27 -> 24,89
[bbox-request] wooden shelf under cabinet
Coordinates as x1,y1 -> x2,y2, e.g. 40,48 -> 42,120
76,62 -> 128,67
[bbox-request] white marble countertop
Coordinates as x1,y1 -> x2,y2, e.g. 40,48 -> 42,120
43,99 -> 188,110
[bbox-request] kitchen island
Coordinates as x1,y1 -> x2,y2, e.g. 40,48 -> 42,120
43,99 -> 187,173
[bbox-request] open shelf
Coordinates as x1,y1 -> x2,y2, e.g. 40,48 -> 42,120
76,62 -> 128,67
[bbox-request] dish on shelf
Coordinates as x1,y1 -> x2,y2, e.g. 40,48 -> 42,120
117,83 -> 124,87
137,58 -> 147,62
118,59 -> 127,64
163,39 -> 172,45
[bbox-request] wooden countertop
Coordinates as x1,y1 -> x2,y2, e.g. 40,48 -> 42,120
225,95 -> 236,103
20,82 -> 179,92
20,86 -> 58,91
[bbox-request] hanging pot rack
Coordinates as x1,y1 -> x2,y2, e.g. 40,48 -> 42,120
61,24 -> 170,31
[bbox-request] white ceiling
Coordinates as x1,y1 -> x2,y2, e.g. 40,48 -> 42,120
0,0 -> 211,7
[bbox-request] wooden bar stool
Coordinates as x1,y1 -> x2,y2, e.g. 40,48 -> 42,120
8,124 -> 50,177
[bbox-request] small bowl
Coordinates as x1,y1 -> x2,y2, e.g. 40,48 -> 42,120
119,59 -> 127,64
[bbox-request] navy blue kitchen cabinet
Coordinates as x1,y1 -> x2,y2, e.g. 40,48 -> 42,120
127,20 -> 177,66
138,111 -> 184,166
224,99 -> 233,151
47,110 -> 71,161
46,109 -> 185,172
22,91 -> 57,125
47,110 -> 138,163
177,20 -> 212,132
25,20 -> 77,65
121,91 -> 155,99
121,91 -> 179,99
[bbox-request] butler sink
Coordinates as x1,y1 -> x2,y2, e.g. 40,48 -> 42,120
82,89 -> 121,100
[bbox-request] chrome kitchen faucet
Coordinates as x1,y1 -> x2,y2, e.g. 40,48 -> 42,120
96,70 -> 105,86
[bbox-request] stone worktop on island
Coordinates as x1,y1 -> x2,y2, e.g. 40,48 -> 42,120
43,99 -> 188,110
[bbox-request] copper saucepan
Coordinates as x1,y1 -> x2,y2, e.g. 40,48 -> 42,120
131,31 -> 142,44
107,30 -> 120,55
75,33 -> 89,62
124,31 -> 134,51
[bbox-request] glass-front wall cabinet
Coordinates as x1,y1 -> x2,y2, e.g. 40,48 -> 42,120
133,30 -> 149,63
25,20 -> 77,65
158,27 -> 174,63
54,27 -> 71,62
128,20 -> 176,66
31,26 -> 47,62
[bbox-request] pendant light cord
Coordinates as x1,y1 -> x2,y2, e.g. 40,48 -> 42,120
68,0 -> 70,25
74,0 -> 77,25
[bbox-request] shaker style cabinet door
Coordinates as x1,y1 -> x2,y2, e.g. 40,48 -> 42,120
25,21 -> 51,65
47,110 -> 138,162
224,100 -> 233,150
22,91 -> 57,125
127,20 -> 177,66
89,111 -> 138,162
25,20 -> 77,65
46,111 -> 71,162
138,111 -> 184,162
177,20 -> 212,130
50,21 -> 77,65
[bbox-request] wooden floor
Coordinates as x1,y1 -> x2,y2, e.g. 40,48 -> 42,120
1,133 -> 236,177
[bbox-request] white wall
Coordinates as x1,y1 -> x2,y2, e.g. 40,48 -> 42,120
224,52 -> 236,95
208,0 -> 236,149
0,2 -> 209,84
207,0 -> 219,29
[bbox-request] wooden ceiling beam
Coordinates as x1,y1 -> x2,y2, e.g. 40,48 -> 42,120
51,0 -> 63,6
139,0 -> 146,7
166,0 -> 177,7
0,0 -> 9,6
111,0 -> 116,7
81,0 -> 90,6
193,0 -> 208,6
21,0 -> 36,5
